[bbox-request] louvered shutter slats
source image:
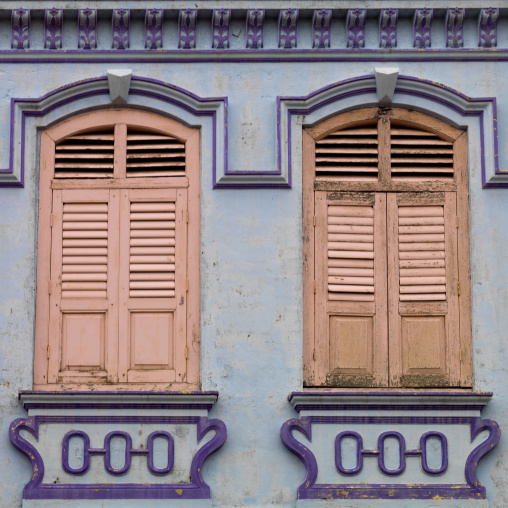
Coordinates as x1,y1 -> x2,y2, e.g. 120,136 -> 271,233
129,201 -> 176,298
61,202 -> 108,299
327,204 -> 375,302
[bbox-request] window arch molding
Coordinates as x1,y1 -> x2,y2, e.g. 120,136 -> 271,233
303,106 -> 472,388
34,108 -> 200,390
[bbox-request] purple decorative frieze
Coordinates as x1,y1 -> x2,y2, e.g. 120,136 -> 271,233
479,7 -> 499,48
212,9 -> 231,49
78,8 -> 97,49
246,9 -> 264,49
11,8 -> 30,50
379,8 -> 398,48
446,8 -> 465,48
347,9 -> 366,49
279,9 -> 298,49
44,8 -> 62,50
413,8 -> 433,48
312,9 -> 332,49
282,392 -> 501,500
145,8 -> 163,49
112,9 -> 130,50
179,9 -> 197,49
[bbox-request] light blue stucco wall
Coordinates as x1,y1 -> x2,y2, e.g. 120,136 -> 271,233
1,3 -> 508,507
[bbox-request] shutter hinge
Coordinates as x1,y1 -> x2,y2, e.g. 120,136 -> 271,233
185,345 -> 188,359
48,280 -> 52,295
314,280 -> 316,294
455,217 -> 459,229
457,282 -> 461,297
50,214 -> 54,227
47,345 -> 50,360
186,210 -> 189,223
185,279 -> 189,292
313,216 -> 316,227
312,349 -> 316,361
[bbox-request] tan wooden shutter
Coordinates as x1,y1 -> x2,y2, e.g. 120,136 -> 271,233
47,188 -> 119,384
118,188 -> 187,384
54,131 -> 115,178
314,122 -> 379,180
126,130 -> 186,177
387,192 -> 460,387
314,191 -> 388,387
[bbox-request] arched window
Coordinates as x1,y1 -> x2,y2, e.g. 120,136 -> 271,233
303,108 -> 471,388
34,109 -> 200,390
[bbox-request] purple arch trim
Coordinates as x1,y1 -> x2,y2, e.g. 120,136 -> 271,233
9,415 -> 227,500
280,415 -> 500,500
278,74 -> 500,190
0,75 -> 228,189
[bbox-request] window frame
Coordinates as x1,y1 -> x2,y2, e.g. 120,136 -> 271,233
34,109 -> 200,390
303,107 -> 472,388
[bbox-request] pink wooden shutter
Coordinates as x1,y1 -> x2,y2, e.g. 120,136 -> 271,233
118,188 -> 187,384
387,192 -> 460,387
314,191 -> 388,387
47,189 -> 119,384
126,130 -> 186,177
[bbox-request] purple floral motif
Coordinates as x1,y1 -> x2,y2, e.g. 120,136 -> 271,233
413,8 -> 433,49
44,8 -> 62,50
347,9 -> 366,49
246,9 -> 265,49
11,8 -> 30,50
145,8 -> 163,49
446,8 -> 465,48
112,9 -> 130,50
478,7 -> 499,48
78,8 -> 97,50
279,9 -> 299,49
379,8 -> 398,48
212,9 -> 231,49
313,9 -> 332,49
178,9 -> 197,49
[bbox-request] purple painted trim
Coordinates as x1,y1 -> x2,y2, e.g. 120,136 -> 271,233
347,9 -> 366,49
11,8 -> 30,50
44,8 -> 62,50
446,8 -> 465,49
280,415 -> 500,500
145,8 -> 163,49
212,9 -> 231,49
10,415 -> 227,500
289,390 -> 494,400
312,9 -> 332,49
292,404 -> 487,412
335,431 -> 363,475
379,9 -> 398,49
62,431 -> 90,475
278,9 -> 298,49
179,9 -> 197,49
246,9 -> 264,49
420,431 -> 448,475
104,431 -> 132,475
413,8 -> 433,49
112,9 -> 130,50
20,389 -> 219,397
147,431 -> 174,475
23,403 -> 214,411
377,431 -> 406,475
78,8 -> 97,50
479,8 -> 499,48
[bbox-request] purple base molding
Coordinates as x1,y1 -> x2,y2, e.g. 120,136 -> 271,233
281,392 -> 500,501
10,415 -> 227,500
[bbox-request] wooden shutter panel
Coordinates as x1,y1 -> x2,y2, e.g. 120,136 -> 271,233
315,191 -> 388,387
126,130 -> 186,177
387,192 -> 460,387
47,189 -> 119,384
118,188 -> 187,384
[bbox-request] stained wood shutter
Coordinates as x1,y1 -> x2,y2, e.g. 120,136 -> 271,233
387,192 -> 460,387
118,189 -> 187,384
314,191 -> 388,387
48,189 -> 119,384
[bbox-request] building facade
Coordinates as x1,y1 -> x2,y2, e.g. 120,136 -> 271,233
1,1 -> 507,506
